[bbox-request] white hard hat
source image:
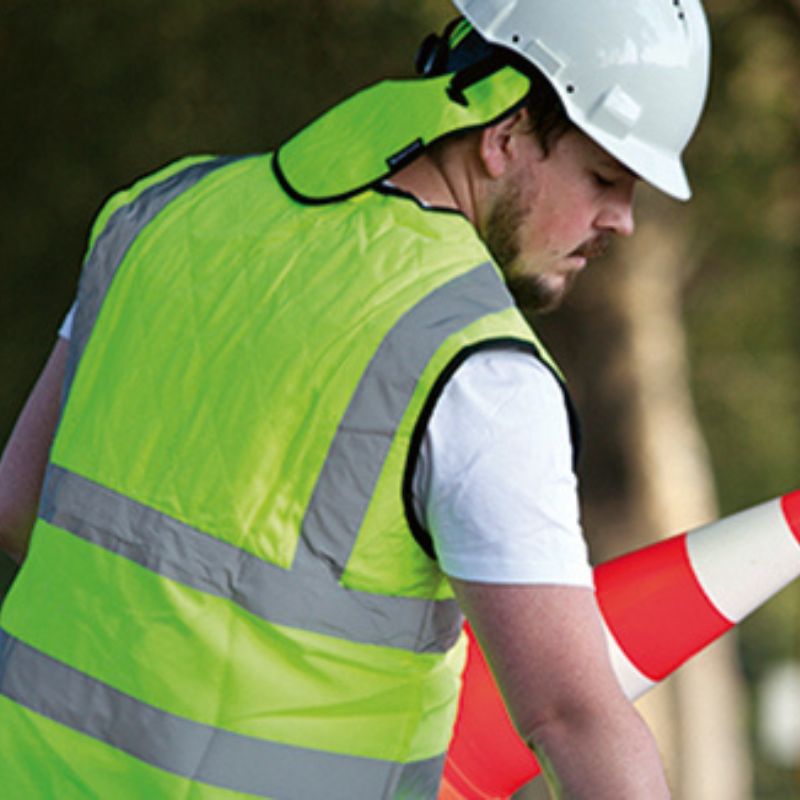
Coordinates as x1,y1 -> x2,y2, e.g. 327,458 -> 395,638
452,0 -> 711,200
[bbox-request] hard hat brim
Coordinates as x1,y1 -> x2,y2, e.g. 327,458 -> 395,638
584,122 -> 693,201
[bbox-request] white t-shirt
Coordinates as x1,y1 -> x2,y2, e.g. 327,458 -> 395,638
59,306 -> 592,588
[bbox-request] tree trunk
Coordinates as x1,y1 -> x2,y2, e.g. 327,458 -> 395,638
613,200 -> 753,799
516,191 -> 752,799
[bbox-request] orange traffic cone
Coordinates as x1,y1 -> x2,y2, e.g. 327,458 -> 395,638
440,490 -> 800,799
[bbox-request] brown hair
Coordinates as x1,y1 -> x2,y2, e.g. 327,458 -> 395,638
519,65 -> 574,154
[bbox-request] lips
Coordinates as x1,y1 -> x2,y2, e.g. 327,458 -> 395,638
571,232 -> 612,261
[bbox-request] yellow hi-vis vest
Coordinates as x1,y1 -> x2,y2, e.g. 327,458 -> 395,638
0,153 -> 559,798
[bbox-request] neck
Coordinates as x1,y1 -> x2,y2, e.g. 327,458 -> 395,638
390,146 -> 479,225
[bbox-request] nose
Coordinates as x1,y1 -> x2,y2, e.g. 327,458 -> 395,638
597,183 -> 636,238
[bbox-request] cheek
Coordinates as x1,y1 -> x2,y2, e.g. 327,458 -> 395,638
545,193 -> 597,247
530,207 -> 587,254
524,179 -> 595,254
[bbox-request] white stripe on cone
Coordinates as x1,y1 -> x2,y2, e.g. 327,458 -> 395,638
602,623 -> 655,699
600,493 -> 798,700
686,497 -> 800,623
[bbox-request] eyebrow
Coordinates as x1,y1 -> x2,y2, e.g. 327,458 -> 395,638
600,157 -> 637,179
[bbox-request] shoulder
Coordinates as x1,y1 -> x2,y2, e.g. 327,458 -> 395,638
432,348 -> 569,450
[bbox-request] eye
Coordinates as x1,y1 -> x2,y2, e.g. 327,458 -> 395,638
593,172 -> 615,189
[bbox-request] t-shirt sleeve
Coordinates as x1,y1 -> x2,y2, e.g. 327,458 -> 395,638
412,348 -> 593,587
59,303 -> 77,340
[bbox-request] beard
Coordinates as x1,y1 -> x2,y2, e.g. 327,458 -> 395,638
482,181 -> 608,314
482,180 -> 562,313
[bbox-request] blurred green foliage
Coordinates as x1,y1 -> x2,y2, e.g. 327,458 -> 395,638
686,0 -> 800,512
680,2 -> 800,794
1,0 -> 450,434
1,0 -> 798,794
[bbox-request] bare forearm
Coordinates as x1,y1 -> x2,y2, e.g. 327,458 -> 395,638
0,339 -> 67,560
0,402 -> 51,558
449,580 -> 670,799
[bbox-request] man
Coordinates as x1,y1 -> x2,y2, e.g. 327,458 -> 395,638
0,1 -> 710,797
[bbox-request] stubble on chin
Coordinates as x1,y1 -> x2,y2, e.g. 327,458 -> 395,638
482,182 -> 566,314
504,270 -> 572,314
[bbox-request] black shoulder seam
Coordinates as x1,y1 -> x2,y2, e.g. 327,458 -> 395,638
272,148 -> 374,206
373,182 -> 466,217
403,336 -> 581,561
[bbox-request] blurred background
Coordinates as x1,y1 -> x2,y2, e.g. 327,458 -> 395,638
1,0 -> 798,796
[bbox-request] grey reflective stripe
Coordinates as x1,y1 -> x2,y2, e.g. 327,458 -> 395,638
47,259 -> 514,654
297,262 -> 514,577
40,177 -> 515,789
0,630 -> 445,799
64,156 -> 248,400
41,464 -> 461,653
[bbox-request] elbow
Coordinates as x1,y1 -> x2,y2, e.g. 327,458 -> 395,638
515,692 -> 616,754
517,704 -> 575,753
0,535 -> 26,566
0,513 -> 31,565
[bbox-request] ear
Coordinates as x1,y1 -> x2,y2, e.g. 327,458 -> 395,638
478,108 -> 529,179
